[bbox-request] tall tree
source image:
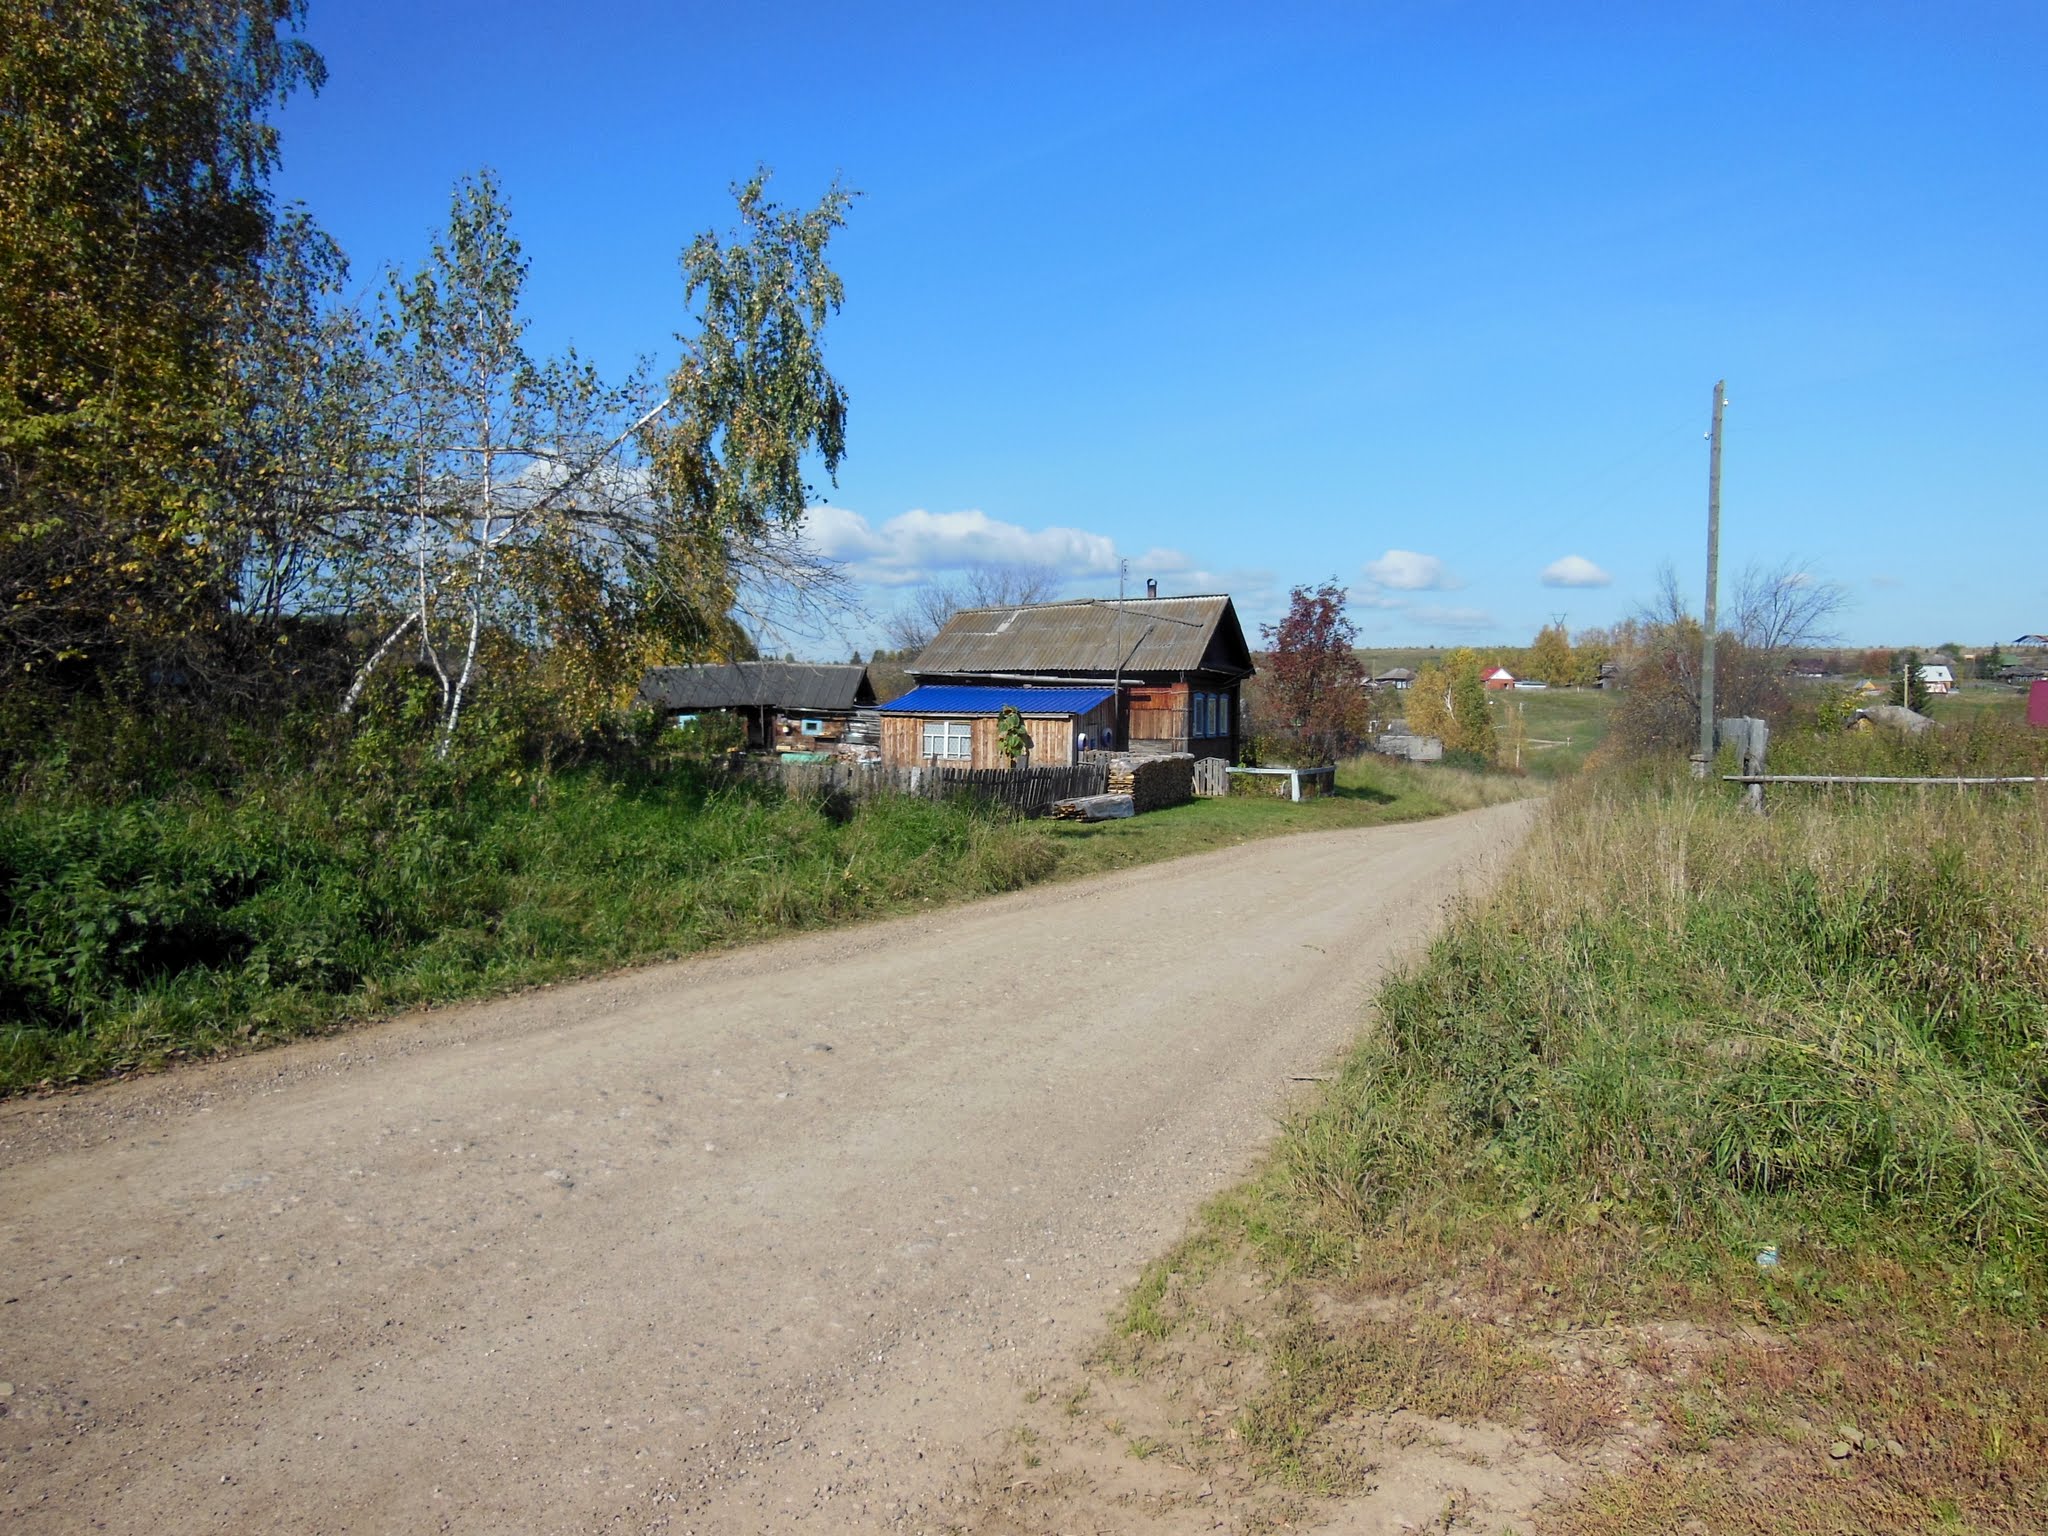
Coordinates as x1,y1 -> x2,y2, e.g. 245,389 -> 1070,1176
340,169 -> 857,750
1731,558 -> 1849,653
1260,579 -> 1366,763
1527,622 -> 1576,687
0,0 -> 326,670
1410,648 -> 1498,762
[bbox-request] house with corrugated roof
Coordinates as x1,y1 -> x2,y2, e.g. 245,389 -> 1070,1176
885,591 -> 1255,765
636,662 -> 877,752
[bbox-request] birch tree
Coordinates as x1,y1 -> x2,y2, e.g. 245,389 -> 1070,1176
340,169 -> 857,752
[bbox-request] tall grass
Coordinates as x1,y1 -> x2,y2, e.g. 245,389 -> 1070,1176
1271,768 -> 2048,1300
0,765 -> 1054,1091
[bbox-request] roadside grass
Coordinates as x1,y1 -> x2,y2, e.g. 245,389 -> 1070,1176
1102,765 -> 2048,1531
0,752 -> 1531,1095
1045,755 -> 1535,876
0,768 -> 1058,1092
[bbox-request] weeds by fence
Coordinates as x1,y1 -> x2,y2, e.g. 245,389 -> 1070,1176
725,758 -> 1109,818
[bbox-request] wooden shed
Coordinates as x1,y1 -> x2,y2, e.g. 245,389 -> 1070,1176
877,685 -> 1116,769
636,662 -> 876,751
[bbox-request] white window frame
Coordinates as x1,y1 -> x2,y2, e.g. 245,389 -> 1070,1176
800,717 -> 825,735
921,719 -> 973,760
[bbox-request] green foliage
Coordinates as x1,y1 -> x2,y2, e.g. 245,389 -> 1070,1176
995,704 -> 1030,765
0,748 -> 1056,1091
1526,623 -> 1576,687
0,0 -> 326,667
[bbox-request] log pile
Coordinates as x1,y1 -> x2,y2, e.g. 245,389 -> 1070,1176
1104,753 -> 1196,813
1048,793 -> 1135,822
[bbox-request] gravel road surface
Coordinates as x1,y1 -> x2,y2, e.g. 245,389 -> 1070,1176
0,802 -> 1536,1533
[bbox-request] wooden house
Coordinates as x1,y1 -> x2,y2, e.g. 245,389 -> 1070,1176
637,662 -> 877,751
906,592 -> 1255,761
877,685 -> 1116,768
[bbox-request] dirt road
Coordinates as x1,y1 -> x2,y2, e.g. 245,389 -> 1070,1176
1,802 -> 1535,1534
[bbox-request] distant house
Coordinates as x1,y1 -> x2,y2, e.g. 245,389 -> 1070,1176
904,592 -> 1255,762
1917,664 -> 1956,695
1372,666 -> 1416,690
876,685 -> 1116,768
1482,666 -> 1516,691
1785,657 -> 1831,679
1596,660 -> 1621,690
637,662 -> 877,751
1851,679 -> 1888,700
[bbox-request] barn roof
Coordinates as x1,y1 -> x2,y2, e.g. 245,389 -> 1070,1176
878,685 -> 1115,716
637,662 -> 875,713
910,595 -> 1254,679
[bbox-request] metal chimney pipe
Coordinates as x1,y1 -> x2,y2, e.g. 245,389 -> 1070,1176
1145,578 -> 1157,599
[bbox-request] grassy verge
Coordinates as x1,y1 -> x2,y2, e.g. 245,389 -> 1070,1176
1045,755 -> 1535,876
1102,768 -> 2048,1532
0,753 -> 1530,1095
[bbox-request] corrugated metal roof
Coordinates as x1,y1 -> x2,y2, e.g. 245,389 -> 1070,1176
878,685 -> 1115,716
909,595 -> 1252,679
637,662 -> 874,713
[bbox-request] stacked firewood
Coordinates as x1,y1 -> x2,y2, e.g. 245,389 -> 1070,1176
1104,754 -> 1196,814
1048,794 -> 1135,822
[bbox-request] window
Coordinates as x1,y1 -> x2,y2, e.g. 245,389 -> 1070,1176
1214,694 -> 1230,735
921,719 -> 973,759
800,717 -> 825,735
1194,692 -> 1210,736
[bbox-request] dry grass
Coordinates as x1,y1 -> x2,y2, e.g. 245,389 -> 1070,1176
1088,765 -> 2048,1532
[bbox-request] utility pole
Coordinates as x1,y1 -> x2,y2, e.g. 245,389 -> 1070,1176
1696,379 -> 1726,776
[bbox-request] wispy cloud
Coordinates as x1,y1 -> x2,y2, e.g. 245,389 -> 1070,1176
1540,554 -> 1612,588
801,505 -> 1119,589
1364,548 -> 1459,592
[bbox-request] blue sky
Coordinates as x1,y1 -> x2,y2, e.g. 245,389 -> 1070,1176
273,2 -> 2047,655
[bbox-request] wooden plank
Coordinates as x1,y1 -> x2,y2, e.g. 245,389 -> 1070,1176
1723,775 -> 2048,785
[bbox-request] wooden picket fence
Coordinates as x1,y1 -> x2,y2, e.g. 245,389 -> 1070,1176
726,758 -> 1109,818
1192,757 -> 1230,797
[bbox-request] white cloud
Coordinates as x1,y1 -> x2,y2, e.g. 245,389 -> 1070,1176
1540,555 -> 1612,588
801,505 -> 1119,589
1365,549 -> 1458,591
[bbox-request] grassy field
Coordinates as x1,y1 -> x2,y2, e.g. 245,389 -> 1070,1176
0,752 -> 1532,1095
1045,754 -> 1535,876
1088,755 -> 2048,1532
1493,686 -> 1614,778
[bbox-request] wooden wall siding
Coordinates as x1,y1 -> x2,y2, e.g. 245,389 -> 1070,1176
880,700 -> 1114,768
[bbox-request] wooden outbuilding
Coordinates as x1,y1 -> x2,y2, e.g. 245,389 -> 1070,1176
877,685 -> 1116,768
636,662 -> 877,752
908,593 -> 1255,761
